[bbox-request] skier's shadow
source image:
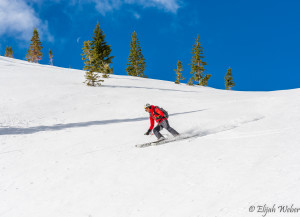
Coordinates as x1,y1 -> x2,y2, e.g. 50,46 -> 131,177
0,109 -> 207,135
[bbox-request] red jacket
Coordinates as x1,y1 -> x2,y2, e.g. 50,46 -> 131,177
148,105 -> 167,130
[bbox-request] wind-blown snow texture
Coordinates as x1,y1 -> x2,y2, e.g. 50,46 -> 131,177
0,56 -> 300,217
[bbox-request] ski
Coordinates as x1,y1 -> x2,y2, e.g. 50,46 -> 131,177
135,135 -> 198,148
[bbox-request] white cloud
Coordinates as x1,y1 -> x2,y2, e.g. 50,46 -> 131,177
133,0 -> 180,13
0,0 -> 52,41
93,0 -> 122,14
90,0 -> 181,15
133,11 -> 141,19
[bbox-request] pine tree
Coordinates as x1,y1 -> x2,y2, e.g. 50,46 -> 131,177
8,46 -> 11,57
5,46 -> 13,57
25,48 -> 32,62
225,67 -> 235,90
174,60 -> 185,84
81,40 -> 92,71
190,35 -> 211,86
49,49 -> 53,65
90,21 -> 114,72
9,47 -> 13,58
126,31 -> 146,77
84,70 -> 104,87
82,22 -> 114,86
28,27 -> 43,63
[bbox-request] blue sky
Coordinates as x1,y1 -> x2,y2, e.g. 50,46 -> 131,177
1,0 -> 299,91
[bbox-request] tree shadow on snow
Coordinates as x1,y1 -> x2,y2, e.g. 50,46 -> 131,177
0,109 -> 207,135
102,84 -> 200,93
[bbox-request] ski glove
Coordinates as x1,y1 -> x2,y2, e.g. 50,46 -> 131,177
144,129 -> 151,135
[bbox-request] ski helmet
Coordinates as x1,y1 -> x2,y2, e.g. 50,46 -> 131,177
144,103 -> 151,110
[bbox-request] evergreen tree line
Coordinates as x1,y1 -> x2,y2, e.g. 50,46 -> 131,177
1,27 -> 54,65
1,22 -> 235,90
83,21 -> 235,89
25,27 -> 54,65
4,46 -> 13,58
174,35 -> 235,90
81,22 -> 147,86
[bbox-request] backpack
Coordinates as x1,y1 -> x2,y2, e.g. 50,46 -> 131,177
154,106 -> 169,119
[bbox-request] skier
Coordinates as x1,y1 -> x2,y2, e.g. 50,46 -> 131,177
144,103 -> 179,140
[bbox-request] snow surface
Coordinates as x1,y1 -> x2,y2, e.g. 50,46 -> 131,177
0,56 -> 300,217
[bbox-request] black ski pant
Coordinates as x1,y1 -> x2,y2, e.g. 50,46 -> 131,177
153,119 -> 179,139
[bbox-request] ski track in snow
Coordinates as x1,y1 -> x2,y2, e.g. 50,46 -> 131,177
183,115 -> 265,138
137,115 -> 265,148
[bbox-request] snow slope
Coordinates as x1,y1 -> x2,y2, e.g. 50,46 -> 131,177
0,56 -> 300,217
